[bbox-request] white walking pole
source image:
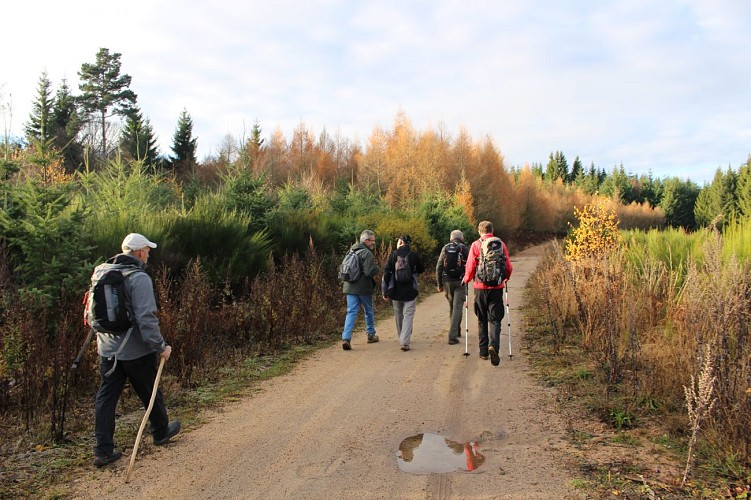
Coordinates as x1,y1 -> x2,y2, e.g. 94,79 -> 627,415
504,282 -> 512,359
125,357 -> 166,483
463,283 -> 470,357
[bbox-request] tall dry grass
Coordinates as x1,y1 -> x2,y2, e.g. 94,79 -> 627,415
528,226 -> 751,478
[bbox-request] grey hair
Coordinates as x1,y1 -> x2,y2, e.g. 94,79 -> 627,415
360,230 -> 375,244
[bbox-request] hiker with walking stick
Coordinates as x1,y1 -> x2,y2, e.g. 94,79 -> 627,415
462,221 -> 512,367
436,230 -> 470,346
87,233 -> 180,467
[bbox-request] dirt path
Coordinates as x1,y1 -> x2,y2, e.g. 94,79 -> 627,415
70,244 -> 577,499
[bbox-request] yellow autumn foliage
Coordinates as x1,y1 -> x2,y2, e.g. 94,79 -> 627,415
565,197 -> 621,262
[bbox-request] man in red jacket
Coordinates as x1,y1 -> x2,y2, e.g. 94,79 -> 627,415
463,221 -> 512,366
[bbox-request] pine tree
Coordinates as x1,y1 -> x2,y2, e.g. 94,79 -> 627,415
77,48 -> 137,159
24,72 -> 54,143
119,107 -> 159,169
169,109 -> 197,176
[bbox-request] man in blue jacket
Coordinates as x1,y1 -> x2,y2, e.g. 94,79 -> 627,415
92,233 -> 181,467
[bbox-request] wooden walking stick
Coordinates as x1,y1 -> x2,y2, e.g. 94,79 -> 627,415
125,356 -> 166,483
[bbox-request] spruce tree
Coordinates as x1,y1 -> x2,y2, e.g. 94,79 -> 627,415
169,108 -> 197,175
24,72 -> 54,143
576,162 -> 602,195
660,177 -> 699,229
569,156 -> 583,183
544,151 -> 568,182
119,107 -> 159,169
51,80 -> 84,172
737,158 -> 751,218
77,48 -> 137,160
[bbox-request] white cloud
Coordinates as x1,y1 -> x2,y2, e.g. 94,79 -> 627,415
2,0 -> 749,183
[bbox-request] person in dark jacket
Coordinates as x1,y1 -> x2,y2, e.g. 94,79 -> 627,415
382,235 -> 425,351
463,221 -> 513,366
341,230 -> 380,350
92,233 -> 180,467
436,230 -> 470,345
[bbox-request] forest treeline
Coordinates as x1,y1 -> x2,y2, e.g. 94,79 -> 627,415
0,48 -> 750,494
3,48 -> 751,240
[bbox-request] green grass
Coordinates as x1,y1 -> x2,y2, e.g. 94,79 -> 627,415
569,478 -> 589,489
611,432 -> 640,446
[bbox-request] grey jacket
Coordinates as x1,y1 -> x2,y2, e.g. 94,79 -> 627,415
95,253 -> 167,361
342,243 -> 380,295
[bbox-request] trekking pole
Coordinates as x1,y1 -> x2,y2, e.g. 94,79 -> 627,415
504,282 -> 512,359
463,283 -> 470,357
71,328 -> 96,370
125,356 -> 166,483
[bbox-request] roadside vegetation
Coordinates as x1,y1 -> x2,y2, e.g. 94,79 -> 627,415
525,202 -> 751,498
1,47 -> 750,497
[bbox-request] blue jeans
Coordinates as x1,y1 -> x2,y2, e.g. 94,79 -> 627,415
342,294 -> 376,340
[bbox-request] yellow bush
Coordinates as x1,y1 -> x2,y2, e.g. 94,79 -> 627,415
565,197 -> 621,262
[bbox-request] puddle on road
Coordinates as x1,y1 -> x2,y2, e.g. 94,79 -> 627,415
396,433 -> 485,474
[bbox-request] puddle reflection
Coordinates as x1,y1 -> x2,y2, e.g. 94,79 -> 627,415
396,433 -> 485,474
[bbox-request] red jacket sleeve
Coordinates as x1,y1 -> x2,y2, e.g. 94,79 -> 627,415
503,242 -> 512,281
463,239 -> 481,284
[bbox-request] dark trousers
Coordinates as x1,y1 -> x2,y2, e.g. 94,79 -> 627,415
94,352 -> 169,457
444,280 -> 466,341
474,288 -> 504,356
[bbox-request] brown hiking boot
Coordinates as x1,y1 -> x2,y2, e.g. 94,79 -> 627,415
367,335 -> 379,343
342,340 -> 351,350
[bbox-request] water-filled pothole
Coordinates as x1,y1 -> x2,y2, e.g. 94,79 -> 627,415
396,433 -> 485,474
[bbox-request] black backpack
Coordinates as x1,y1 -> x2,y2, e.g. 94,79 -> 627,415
442,242 -> 465,279
338,249 -> 364,282
395,253 -> 413,283
475,237 -> 507,286
84,267 -> 139,334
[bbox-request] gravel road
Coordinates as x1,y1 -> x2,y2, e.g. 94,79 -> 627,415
70,244 -> 576,500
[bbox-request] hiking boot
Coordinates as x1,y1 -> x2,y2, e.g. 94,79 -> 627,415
93,450 -> 123,467
367,335 -> 379,343
154,420 -> 181,445
448,339 -> 460,345
479,353 -> 489,360
489,346 -> 500,366
342,340 -> 351,350
401,345 -> 410,351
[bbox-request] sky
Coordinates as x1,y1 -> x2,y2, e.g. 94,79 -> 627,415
2,0 -> 750,185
